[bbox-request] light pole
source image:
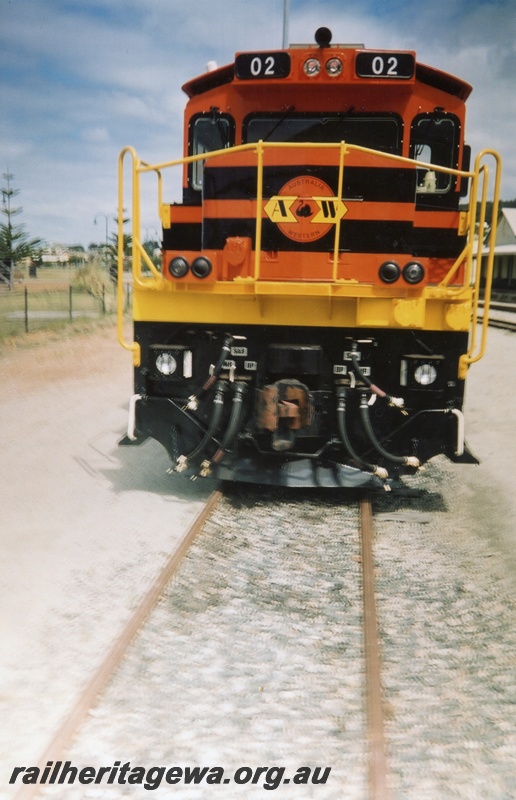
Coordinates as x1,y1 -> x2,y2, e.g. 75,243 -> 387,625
282,0 -> 290,49
94,212 -> 116,268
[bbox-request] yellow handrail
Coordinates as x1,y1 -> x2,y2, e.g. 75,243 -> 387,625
254,141 -> 264,280
124,138 -> 479,284
458,149 -> 502,379
118,139 -> 501,372
117,147 -> 141,366
333,141 -> 349,281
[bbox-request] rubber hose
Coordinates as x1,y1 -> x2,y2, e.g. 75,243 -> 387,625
359,392 -> 414,466
336,388 -> 388,479
184,381 -> 227,463
211,382 -> 248,464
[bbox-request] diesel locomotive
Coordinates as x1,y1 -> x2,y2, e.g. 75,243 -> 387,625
117,27 -> 501,488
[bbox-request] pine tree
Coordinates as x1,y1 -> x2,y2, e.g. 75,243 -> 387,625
0,171 -> 43,288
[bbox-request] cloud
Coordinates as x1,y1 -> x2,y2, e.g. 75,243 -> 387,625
82,127 -> 111,144
1,0 -> 514,245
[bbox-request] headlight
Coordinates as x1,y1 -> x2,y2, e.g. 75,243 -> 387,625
191,256 -> 212,278
156,352 -> 177,376
304,57 -> 321,76
414,363 -> 438,385
151,346 -> 194,381
326,57 -> 343,76
379,260 -> 400,283
400,354 -> 444,390
169,256 -> 189,278
403,261 -> 425,284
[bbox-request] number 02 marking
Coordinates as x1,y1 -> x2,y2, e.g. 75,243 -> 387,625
372,55 -> 399,75
250,55 -> 276,77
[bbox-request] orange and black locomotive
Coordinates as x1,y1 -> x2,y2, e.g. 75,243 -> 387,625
117,27 -> 500,488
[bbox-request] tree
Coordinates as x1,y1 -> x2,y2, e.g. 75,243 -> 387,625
0,171 -> 43,288
68,245 -> 87,268
107,211 -> 131,282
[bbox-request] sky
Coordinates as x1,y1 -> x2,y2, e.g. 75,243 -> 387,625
1,0 -> 515,248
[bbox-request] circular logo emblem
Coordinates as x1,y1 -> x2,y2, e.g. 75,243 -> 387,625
277,175 -> 335,242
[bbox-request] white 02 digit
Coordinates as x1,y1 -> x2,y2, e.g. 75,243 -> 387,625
264,56 -> 275,76
250,55 -> 276,76
372,56 -> 384,75
372,55 -> 399,76
387,56 -> 399,75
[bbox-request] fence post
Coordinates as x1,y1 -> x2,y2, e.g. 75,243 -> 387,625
69,285 -> 73,320
24,286 -> 29,333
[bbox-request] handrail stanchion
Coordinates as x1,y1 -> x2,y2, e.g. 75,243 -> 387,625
332,141 -> 347,281
117,147 -> 141,366
254,140 -> 265,281
459,149 -> 502,378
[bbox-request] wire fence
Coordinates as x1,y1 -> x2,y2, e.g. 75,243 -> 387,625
0,282 -> 131,341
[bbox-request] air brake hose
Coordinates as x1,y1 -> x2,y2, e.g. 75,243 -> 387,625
209,382 -> 248,466
176,381 -> 228,471
336,388 -> 388,480
359,392 -> 419,468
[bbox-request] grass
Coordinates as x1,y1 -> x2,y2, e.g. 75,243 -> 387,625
0,265 -> 121,344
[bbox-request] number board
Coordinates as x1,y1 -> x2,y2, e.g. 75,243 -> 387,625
356,52 -> 415,79
235,52 -> 291,80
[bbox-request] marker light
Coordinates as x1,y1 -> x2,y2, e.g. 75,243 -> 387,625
403,261 -> 425,284
304,58 -> 321,76
326,58 -> 343,76
169,256 -> 189,278
379,261 -> 401,283
191,256 -> 212,278
156,352 -> 177,376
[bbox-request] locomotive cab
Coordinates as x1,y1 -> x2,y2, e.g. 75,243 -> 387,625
118,29 -> 501,488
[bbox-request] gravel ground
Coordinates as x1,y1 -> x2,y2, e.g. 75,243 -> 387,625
31,468 -> 516,800
36,490 -> 367,800
2,324 -> 516,800
0,323 -> 215,798
373,464 -> 516,798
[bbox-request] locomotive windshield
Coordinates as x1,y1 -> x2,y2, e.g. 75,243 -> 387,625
244,113 -> 402,154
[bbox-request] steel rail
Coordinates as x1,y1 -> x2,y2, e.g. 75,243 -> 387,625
13,489 -> 222,800
487,318 -> 516,332
477,306 -> 516,332
360,496 -> 391,800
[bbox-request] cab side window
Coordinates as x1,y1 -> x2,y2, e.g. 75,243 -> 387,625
410,114 -> 459,194
190,112 -> 234,192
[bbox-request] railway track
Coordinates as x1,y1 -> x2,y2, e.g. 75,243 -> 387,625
12,482 -> 516,799
13,488 -> 390,800
12,491 -> 223,800
478,300 -> 516,332
486,316 -> 516,332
